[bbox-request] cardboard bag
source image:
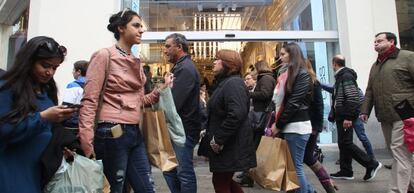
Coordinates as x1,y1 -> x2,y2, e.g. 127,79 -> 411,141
250,136 -> 299,191
281,139 -> 300,191
249,136 -> 285,191
142,109 -> 178,172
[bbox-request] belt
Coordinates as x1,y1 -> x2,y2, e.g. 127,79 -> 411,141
98,121 -> 139,128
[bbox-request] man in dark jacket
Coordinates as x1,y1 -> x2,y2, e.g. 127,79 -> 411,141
329,55 -> 382,181
163,33 -> 200,193
361,32 -> 414,193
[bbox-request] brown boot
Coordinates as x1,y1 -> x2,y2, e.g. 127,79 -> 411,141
322,179 -> 338,193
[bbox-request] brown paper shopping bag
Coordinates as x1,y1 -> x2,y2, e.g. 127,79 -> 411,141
249,136 -> 285,191
141,108 -> 178,172
281,139 -> 300,191
102,177 -> 110,193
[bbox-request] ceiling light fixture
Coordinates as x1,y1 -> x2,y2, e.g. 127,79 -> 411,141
231,3 -> 237,11
197,3 -> 203,12
224,6 -> 229,14
217,3 -> 223,11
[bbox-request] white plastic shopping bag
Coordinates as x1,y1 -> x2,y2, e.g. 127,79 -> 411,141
44,154 -> 104,193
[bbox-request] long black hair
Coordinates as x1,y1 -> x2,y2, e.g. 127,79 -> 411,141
283,42 -> 307,95
0,36 -> 66,123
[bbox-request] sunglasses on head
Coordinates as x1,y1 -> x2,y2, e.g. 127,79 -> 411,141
40,41 -> 67,57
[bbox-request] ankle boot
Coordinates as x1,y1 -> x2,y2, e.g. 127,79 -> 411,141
310,161 -> 338,193
321,179 -> 338,193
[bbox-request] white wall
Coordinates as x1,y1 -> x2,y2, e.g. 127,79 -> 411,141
0,24 -> 12,70
336,0 -> 399,149
28,0 -> 120,100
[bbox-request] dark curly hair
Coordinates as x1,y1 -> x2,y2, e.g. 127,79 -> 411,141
107,9 -> 141,40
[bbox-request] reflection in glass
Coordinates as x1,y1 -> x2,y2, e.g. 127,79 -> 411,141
396,0 -> 414,51
123,0 -> 337,32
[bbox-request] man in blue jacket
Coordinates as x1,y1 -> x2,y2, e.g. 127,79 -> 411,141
163,33 -> 201,193
62,60 -> 88,129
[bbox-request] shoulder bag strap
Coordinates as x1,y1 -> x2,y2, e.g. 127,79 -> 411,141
94,48 -> 111,130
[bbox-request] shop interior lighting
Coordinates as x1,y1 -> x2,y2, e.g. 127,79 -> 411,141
224,6 -> 229,14
197,3 -> 203,12
231,3 -> 237,11
217,3 -> 223,11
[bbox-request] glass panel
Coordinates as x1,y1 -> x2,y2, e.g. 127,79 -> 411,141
138,40 -> 339,143
7,9 -> 28,69
122,0 -> 337,32
302,41 -> 339,144
396,0 -> 414,51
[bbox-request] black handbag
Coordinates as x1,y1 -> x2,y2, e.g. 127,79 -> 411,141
249,101 -> 274,132
394,99 -> 414,120
249,111 -> 266,131
197,132 -> 212,157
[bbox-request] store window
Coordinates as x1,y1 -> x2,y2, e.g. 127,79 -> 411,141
122,0 -> 337,32
122,0 -> 339,143
396,0 -> 414,51
7,9 -> 28,69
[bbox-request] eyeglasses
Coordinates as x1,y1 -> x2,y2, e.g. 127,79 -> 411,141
41,41 -> 67,57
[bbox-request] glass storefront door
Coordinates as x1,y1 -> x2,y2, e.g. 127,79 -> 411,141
122,0 -> 340,144
139,40 -> 339,144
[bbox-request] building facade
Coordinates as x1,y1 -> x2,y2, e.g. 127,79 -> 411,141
0,0 -> 412,148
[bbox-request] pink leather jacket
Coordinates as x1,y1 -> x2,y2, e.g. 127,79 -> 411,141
79,46 -> 159,156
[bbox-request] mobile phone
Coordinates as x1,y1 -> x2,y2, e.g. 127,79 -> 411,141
111,124 -> 123,138
64,103 -> 83,109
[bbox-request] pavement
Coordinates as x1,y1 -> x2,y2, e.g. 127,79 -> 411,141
150,145 -> 393,193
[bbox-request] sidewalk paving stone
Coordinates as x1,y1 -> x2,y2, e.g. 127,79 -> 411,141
150,145 -> 393,193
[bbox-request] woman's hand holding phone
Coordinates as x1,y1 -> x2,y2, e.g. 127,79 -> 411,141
40,105 -> 77,122
64,103 -> 83,109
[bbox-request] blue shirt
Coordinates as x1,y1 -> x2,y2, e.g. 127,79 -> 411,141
0,82 -> 53,193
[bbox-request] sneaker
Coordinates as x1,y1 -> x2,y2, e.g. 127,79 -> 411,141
330,171 -> 354,180
363,161 -> 382,181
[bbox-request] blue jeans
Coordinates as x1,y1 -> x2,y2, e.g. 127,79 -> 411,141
353,118 -> 375,158
163,136 -> 197,193
94,123 -> 155,193
284,133 -> 314,193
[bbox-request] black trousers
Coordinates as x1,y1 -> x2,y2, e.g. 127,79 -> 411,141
336,119 -> 376,175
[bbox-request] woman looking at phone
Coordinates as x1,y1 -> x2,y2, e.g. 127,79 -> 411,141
78,9 -> 172,193
0,36 -> 75,193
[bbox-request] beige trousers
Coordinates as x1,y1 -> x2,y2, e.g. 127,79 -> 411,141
381,121 -> 414,193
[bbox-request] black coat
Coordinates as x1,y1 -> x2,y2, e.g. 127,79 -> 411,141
170,55 -> 201,140
0,69 -> 5,76
309,82 -> 324,133
206,75 -> 256,172
40,124 -> 81,189
250,72 -> 276,112
276,68 -> 312,130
